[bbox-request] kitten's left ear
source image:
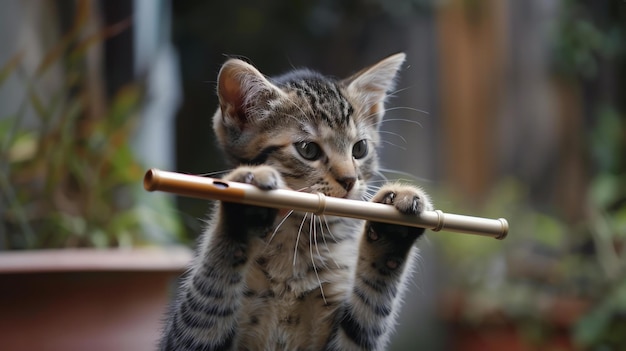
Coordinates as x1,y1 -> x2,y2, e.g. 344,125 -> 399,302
216,58 -> 284,129
342,53 -> 406,120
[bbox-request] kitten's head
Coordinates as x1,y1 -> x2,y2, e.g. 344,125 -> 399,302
213,53 -> 405,200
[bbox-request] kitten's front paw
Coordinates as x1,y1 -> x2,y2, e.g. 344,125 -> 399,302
364,184 -> 433,275
373,184 -> 433,215
224,165 -> 285,190
221,166 -> 284,240
368,184 -> 433,242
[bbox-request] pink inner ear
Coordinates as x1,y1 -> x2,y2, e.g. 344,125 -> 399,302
219,67 -> 243,107
218,63 -> 249,126
368,103 -> 381,118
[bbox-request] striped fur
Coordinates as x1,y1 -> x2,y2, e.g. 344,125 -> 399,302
160,53 -> 432,351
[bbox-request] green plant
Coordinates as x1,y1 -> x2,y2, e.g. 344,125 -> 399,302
550,0 -> 625,79
432,106 -> 626,348
0,1 -> 182,249
573,105 -> 626,350
548,0 -> 626,346
433,182 -> 582,348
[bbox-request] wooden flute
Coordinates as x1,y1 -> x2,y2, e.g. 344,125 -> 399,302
143,169 -> 508,240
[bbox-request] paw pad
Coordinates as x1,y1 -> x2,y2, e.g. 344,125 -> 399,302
226,166 -> 283,191
382,192 -> 396,205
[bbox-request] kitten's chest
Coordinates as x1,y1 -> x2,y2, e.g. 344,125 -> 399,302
238,217 -> 360,349
248,233 -> 325,298
251,216 -> 359,294
241,257 -> 340,350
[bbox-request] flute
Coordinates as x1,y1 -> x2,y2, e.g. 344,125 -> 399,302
144,169 -> 508,240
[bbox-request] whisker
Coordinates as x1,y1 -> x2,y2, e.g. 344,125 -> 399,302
322,215 -> 340,245
386,86 -> 414,98
363,188 -> 378,196
365,179 -> 390,184
362,183 -> 384,201
370,118 -> 424,130
373,170 -> 390,182
380,140 -> 407,151
194,169 -> 233,178
318,216 -> 340,269
363,116 -> 426,131
293,213 -> 308,267
267,209 -> 294,245
378,168 -> 433,184
378,130 -> 408,145
312,215 -> 323,264
365,185 -> 380,192
383,106 -> 430,116
365,184 -> 382,192
364,188 -> 378,195
282,98 -> 312,124
361,193 -> 375,202
310,214 -> 327,304
360,107 -> 428,130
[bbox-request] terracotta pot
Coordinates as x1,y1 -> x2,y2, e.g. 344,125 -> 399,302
0,248 -> 192,351
440,289 -> 590,351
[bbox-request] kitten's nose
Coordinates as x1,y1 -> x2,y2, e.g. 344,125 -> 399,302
338,177 -> 356,192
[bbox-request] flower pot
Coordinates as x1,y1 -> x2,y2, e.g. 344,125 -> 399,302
0,248 -> 192,351
440,289 -> 590,351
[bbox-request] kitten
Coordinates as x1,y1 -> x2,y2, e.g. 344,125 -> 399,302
160,53 -> 432,351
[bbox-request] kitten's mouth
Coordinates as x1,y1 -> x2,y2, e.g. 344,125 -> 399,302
323,189 -> 350,199
340,191 -> 355,199
336,184 -> 362,200
300,185 -> 360,200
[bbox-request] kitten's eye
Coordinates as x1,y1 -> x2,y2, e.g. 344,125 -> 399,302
295,141 -> 322,160
352,140 -> 368,159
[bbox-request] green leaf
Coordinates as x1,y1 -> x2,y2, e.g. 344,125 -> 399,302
0,117 -> 16,140
59,95 -> 84,139
107,83 -> 142,129
136,203 -> 185,245
575,282 -> 626,346
116,230 -> 134,248
69,19 -> 131,62
589,174 -> 620,208
7,132 -> 38,163
104,143 -> 142,185
34,0 -> 90,77
55,213 -> 87,236
590,106 -> 623,173
612,207 -> 626,238
89,229 -> 110,249
533,213 -> 566,248
28,91 -> 50,121
575,302 -> 612,346
0,52 -> 23,87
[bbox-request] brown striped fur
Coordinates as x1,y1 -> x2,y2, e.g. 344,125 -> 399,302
160,53 -> 432,351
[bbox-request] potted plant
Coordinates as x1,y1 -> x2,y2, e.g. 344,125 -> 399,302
433,110 -> 625,350
573,107 -> 626,351
433,1 -> 626,348
0,2 -> 190,350
433,181 -> 592,350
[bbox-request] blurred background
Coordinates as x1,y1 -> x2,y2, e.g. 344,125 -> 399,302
1,0 -> 625,350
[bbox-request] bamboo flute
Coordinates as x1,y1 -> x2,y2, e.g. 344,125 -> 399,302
144,169 -> 508,240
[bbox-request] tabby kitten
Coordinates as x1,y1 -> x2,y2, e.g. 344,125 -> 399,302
161,53 -> 432,351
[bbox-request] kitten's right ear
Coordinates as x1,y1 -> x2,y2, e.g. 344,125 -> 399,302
216,59 -> 284,129
342,53 -> 406,121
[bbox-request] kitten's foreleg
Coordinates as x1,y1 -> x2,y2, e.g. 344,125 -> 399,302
326,184 -> 432,351
160,166 -> 282,351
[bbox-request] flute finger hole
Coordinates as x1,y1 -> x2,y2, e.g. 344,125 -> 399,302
213,181 -> 229,189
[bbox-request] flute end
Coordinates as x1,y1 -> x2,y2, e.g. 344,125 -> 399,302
495,218 -> 509,240
143,168 -> 160,191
